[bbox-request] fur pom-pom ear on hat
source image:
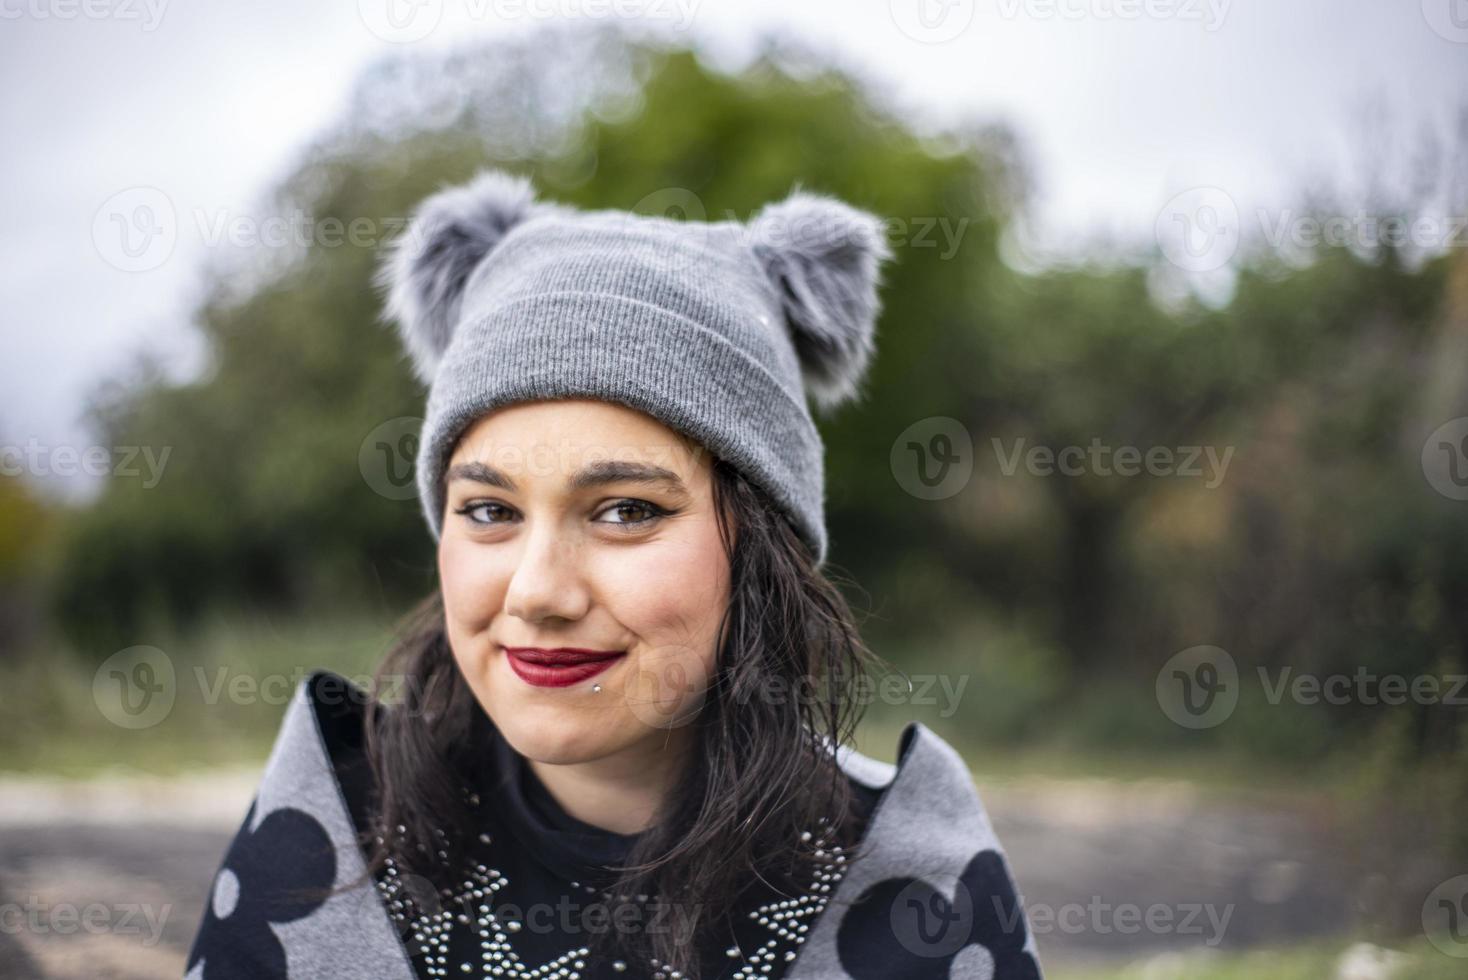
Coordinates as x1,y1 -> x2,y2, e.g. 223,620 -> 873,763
376,168 -> 541,383
748,188 -> 894,413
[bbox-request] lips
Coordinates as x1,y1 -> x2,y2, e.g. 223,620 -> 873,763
502,647 -> 626,688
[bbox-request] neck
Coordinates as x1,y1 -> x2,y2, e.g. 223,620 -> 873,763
527,732 -> 693,835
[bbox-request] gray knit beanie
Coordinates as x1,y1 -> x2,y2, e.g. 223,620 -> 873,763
376,169 -> 893,567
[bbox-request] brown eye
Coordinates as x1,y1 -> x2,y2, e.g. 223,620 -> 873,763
455,501 -> 515,525
594,499 -> 664,527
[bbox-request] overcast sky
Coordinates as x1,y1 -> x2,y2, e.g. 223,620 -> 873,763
3,0 -> 1466,497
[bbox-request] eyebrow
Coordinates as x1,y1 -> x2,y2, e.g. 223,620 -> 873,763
444,458 -> 690,495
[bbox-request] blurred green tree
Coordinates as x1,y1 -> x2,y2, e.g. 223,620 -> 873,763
41,24 -> 1468,776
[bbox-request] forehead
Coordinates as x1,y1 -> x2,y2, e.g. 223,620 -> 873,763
447,398 -> 707,477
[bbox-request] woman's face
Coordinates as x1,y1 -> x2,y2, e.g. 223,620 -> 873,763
438,397 -> 730,768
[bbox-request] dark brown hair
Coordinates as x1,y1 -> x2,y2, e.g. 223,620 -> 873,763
361,454 -> 881,977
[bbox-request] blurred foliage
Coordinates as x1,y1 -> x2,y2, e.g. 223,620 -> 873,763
8,24 -> 1468,787
0,474 -> 52,656
1048,937 -> 1466,980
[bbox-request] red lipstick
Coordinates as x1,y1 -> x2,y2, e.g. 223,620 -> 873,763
502,646 -> 626,688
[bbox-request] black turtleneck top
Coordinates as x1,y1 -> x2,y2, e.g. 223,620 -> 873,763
327,706 -> 879,980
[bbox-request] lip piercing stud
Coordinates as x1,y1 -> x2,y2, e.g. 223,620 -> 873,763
592,684 -> 602,693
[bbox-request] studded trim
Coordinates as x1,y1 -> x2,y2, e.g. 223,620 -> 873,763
727,827 -> 849,980
374,795 -> 848,980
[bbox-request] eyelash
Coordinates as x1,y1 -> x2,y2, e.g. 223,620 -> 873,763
452,498 -> 672,532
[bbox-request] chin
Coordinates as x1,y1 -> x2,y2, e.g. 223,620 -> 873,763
494,699 -> 624,766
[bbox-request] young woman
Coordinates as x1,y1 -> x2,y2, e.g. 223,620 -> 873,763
184,170 -> 1043,980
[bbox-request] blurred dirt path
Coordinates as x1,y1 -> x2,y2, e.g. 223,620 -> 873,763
0,771 -> 1448,978
0,771 -> 255,980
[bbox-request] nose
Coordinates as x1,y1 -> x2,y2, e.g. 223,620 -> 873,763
501,520 -> 591,625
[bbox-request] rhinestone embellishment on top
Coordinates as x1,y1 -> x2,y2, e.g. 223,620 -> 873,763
372,798 -> 849,980
727,824 -> 848,980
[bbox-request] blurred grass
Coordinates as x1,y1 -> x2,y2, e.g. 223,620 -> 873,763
6,609 -> 1465,887
4,607 -> 1442,815
5,613 -> 1460,974
4,598 -> 1456,976
0,609 -> 396,775
1045,939 -> 1461,980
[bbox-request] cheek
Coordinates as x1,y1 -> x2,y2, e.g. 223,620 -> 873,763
612,541 -> 728,732
623,564 -> 724,636
438,537 -> 505,641
604,523 -> 730,665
